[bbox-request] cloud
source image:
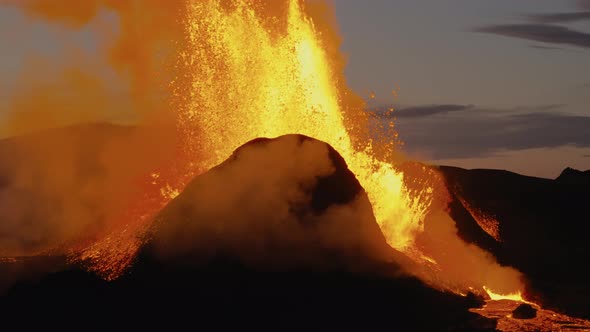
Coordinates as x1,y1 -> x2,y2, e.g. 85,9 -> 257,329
529,44 -> 564,50
474,24 -> 590,48
526,12 -> 590,23
384,105 -> 590,159
377,104 -> 473,118
512,104 -> 565,112
579,0 -> 590,10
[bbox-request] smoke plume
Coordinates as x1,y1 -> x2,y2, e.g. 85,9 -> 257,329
1,0 -> 526,301
0,1 -> 186,256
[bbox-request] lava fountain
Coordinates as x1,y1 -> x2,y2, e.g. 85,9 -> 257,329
178,0 -> 430,253
171,0 -> 524,299
74,0 -> 525,300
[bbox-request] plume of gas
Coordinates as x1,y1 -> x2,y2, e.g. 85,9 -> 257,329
416,210 -> 523,296
2,0 -> 188,135
1,0 -> 527,300
0,1 -> 186,284
175,0 -> 526,298
395,164 -> 524,297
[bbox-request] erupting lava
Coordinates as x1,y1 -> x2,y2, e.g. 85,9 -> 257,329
179,0 -> 430,253
75,0 -> 526,302
484,286 -> 529,303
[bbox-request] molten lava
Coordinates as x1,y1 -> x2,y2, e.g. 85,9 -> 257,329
68,0 -> 527,301
179,0 -> 431,252
459,197 -> 501,242
484,286 -> 529,303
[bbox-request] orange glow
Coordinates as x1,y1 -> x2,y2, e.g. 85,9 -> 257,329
483,286 -> 534,305
178,0 -> 433,253
18,0 -> 527,297
81,0 -> 526,292
459,197 -> 501,242
74,0 -> 435,280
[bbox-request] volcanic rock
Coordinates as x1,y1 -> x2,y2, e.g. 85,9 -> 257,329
465,291 -> 487,308
0,132 -> 498,331
393,161 -> 590,319
512,303 -> 537,319
436,165 -> 590,319
142,134 -> 393,269
556,167 -> 590,185
2,124 -> 588,325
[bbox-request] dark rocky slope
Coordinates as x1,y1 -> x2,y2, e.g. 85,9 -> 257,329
436,166 -> 590,318
0,134 -> 493,331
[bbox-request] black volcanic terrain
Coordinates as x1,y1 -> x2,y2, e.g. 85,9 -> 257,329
437,165 -> 590,318
0,124 -> 588,330
0,131 -> 492,331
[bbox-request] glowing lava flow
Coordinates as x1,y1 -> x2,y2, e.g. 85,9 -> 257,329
76,0 -> 430,281
484,286 -> 527,302
178,0 -> 431,252
80,0 -> 526,301
173,0 -> 526,298
483,286 -> 534,305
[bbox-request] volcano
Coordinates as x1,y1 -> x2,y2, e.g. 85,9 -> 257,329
3,0 -> 588,330
0,130 -> 495,331
2,124 -> 590,331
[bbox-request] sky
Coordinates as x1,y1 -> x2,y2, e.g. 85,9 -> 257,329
0,0 -> 589,178
334,0 -> 590,178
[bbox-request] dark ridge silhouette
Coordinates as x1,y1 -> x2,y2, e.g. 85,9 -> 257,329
0,133 -> 495,331
556,167 -> 590,185
0,255 -> 68,293
1,123 -> 588,327
435,165 -> 590,319
0,258 -> 495,331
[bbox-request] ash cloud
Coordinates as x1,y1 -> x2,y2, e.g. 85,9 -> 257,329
0,123 -> 178,256
0,1 -> 189,258
419,210 -> 523,296
0,0 -> 528,299
0,1 -> 187,137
